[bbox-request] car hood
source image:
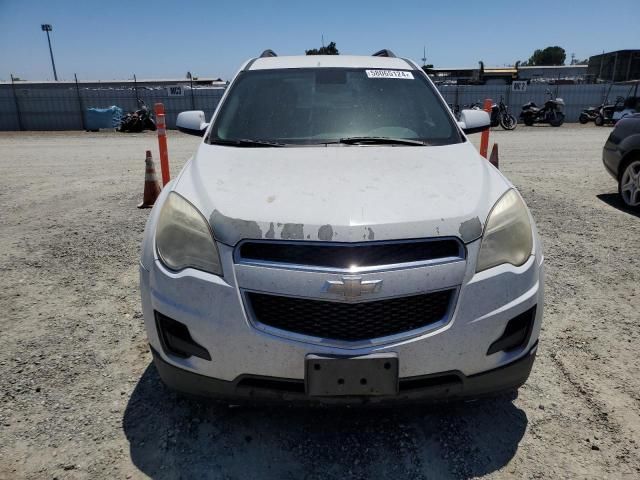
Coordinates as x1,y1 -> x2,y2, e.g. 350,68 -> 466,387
174,141 -> 511,246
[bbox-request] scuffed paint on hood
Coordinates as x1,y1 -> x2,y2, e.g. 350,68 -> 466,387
173,141 -> 511,246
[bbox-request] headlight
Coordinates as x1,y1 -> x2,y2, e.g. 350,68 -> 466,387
476,189 -> 533,272
156,192 -> 222,275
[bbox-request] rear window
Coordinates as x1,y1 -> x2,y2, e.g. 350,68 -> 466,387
209,68 -> 461,146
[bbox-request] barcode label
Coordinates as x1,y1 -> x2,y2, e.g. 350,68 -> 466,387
365,70 -> 414,80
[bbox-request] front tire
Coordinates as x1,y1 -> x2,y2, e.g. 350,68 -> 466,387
619,159 -> 640,211
595,115 -> 605,126
523,114 -> 535,126
500,114 -> 517,130
579,113 -> 589,124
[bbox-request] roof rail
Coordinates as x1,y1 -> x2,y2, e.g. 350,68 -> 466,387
260,49 -> 277,58
372,49 -> 396,58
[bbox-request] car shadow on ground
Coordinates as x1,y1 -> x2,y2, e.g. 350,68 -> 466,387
597,193 -> 640,218
123,363 -> 528,479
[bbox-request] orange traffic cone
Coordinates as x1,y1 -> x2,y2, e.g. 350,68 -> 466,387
489,143 -> 499,169
138,150 -> 162,209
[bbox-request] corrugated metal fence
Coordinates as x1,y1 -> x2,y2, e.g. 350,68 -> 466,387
436,83 -> 633,123
0,82 -> 225,131
0,81 -> 635,131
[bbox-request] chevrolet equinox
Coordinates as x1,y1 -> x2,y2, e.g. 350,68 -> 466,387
139,49 -> 544,404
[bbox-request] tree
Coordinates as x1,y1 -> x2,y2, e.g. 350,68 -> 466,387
526,46 -> 566,66
306,42 -> 339,55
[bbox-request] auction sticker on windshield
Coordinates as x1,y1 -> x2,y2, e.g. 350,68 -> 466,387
365,70 -> 414,79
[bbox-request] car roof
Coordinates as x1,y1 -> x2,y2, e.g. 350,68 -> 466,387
247,55 -> 416,71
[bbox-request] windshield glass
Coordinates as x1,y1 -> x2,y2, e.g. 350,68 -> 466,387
208,68 -> 461,146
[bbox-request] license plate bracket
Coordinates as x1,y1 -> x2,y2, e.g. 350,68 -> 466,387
305,353 -> 399,396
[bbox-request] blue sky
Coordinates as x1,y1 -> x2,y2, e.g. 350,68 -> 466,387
1,0 -> 638,81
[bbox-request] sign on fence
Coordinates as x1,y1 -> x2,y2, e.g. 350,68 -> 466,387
511,81 -> 527,92
166,85 -> 184,96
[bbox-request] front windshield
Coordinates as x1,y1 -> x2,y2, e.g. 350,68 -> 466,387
208,68 -> 462,146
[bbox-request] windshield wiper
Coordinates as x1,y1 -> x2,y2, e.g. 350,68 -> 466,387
211,138 -> 285,147
334,137 -> 429,146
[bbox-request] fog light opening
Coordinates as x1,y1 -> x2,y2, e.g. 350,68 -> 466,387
487,306 -> 536,355
155,311 -> 212,361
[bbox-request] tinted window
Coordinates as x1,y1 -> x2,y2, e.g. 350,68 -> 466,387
209,68 -> 461,146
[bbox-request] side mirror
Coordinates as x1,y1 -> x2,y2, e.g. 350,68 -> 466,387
457,109 -> 490,134
176,110 -> 209,136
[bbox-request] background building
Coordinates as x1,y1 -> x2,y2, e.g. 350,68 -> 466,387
424,65 -> 588,85
588,50 -> 640,83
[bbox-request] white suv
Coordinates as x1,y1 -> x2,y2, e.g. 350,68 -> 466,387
139,49 -> 544,404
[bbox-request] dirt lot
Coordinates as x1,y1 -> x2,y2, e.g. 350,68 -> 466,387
1,125 -> 639,479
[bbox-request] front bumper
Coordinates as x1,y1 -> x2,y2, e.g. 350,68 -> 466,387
140,233 -> 544,400
151,342 -> 538,405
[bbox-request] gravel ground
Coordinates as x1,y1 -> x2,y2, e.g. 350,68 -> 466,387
1,125 -> 639,479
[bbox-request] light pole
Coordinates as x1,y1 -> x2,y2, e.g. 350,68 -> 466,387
41,24 -> 58,81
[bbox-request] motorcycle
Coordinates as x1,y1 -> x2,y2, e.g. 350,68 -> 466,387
520,90 -> 565,127
451,100 -> 516,130
490,97 -> 517,130
579,105 -> 600,124
118,100 -> 157,133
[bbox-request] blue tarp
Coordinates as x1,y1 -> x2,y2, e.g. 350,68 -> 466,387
84,106 -> 123,130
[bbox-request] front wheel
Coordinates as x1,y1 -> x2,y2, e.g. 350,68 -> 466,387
523,114 -> 535,126
500,114 -> 517,130
549,112 -> 565,127
594,115 -> 605,126
619,159 -> 640,211
578,113 -> 589,124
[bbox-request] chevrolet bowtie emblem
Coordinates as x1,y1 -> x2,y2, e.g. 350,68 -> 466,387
324,276 -> 383,299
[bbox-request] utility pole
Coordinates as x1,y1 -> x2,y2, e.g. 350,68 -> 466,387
41,24 -> 58,81
598,50 -> 604,81
133,74 -> 139,104
187,71 -> 195,110
421,46 -> 427,67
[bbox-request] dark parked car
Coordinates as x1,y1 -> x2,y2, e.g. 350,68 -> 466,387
603,114 -> 640,210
